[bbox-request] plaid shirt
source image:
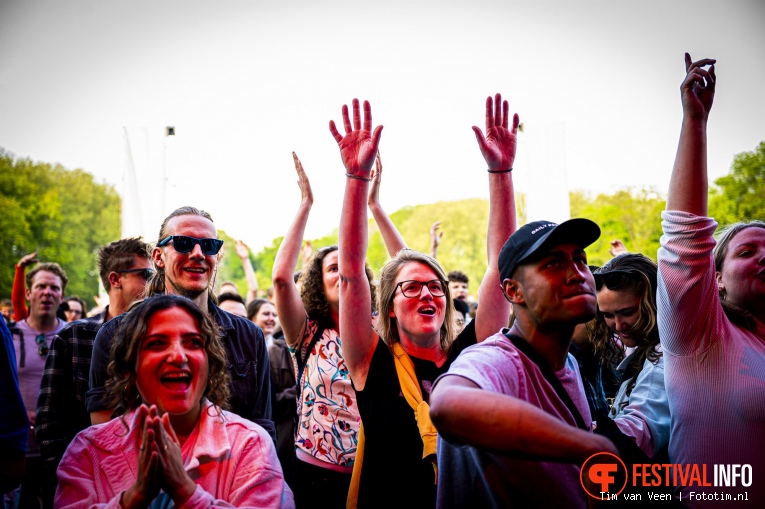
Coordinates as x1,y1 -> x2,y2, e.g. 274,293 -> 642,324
35,309 -> 107,472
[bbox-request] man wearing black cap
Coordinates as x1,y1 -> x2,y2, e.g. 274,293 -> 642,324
430,219 -> 619,508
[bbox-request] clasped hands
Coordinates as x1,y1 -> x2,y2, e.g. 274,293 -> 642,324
123,404 -> 196,508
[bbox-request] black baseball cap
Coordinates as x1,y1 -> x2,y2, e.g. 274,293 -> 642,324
498,219 -> 601,281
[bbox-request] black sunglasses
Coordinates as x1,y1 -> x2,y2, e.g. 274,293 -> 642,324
36,333 -> 48,356
118,268 -> 155,280
593,270 -> 635,291
158,236 -> 224,255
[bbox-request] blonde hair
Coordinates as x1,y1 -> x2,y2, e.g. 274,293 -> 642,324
376,250 -> 455,354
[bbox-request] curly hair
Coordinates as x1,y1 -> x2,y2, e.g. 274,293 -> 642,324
105,294 -> 231,426
590,253 -> 661,411
713,220 -> 765,331
298,245 -> 377,329
376,249 -> 455,354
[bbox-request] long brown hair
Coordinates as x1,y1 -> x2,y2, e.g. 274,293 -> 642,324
591,253 -> 661,410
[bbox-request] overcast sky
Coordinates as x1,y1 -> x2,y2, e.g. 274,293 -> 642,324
1,0 -> 763,252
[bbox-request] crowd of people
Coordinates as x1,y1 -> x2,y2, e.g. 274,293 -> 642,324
1,53 -> 763,508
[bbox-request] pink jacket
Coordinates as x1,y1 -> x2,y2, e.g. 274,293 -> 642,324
56,400 -> 294,508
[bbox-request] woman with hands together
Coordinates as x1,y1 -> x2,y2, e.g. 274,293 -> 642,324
55,295 -> 293,508
336,94 -> 517,508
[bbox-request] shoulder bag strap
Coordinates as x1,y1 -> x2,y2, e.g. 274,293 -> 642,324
504,332 -> 589,430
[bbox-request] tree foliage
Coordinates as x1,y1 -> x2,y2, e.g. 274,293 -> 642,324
0,148 -> 121,304
570,187 -> 666,267
709,141 -> 765,226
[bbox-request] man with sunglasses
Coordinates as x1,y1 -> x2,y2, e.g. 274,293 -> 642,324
8,262 -> 68,508
86,206 -> 276,442
33,237 -> 151,508
431,219 -> 619,508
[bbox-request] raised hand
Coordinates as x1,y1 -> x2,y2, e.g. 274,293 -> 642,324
608,239 -> 628,257
681,53 -> 716,121
472,93 -> 520,172
368,151 -> 383,207
430,222 -> 443,259
293,152 -> 313,205
235,239 -> 250,260
329,99 -> 383,177
301,240 -> 314,268
17,252 -> 39,268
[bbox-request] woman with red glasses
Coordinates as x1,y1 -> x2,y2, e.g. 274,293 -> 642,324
335,95 -> 518,507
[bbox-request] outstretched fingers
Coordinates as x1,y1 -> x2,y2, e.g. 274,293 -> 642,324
353,98 -> 361,131
494,93 -> 503,128
484,96 -> 494,130
511,112 -> 520,134
363,100 -> 372,132
472,125 -> 488,153
329,120 -> 343,143
342,103 -> 352,134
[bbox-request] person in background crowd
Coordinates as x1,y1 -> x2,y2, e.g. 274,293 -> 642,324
217,292 -> 247,318
61,296 -> 86,323
1,299 -> 13,326
35,237 -> 152,508
447,270 -> 469,302
9,262 -> 68,508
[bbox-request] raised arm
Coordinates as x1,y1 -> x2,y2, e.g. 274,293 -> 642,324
333,98 -> 383,388
271,152 -> 313,347
429,222 -> 443,260
235,240 -> 259,305
666,53 -> 716,215
12,252 -> 37,321
367,151 -> 407,257
472,93 -> 519,341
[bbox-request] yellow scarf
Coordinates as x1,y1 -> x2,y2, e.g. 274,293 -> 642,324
347,342 -> 438,509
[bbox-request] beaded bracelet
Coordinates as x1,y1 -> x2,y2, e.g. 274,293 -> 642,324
346,173 -> 372,181
487,168 -> 513,173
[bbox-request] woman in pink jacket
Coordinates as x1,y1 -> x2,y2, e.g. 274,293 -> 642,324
55,295 -> 294,508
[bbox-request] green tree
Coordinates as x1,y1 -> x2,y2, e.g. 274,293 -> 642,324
570,187 -> 666,267
0,148 -> 120,304
709,141 -> 765,226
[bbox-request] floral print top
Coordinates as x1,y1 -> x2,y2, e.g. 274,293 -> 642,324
290,317 -> 359,467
